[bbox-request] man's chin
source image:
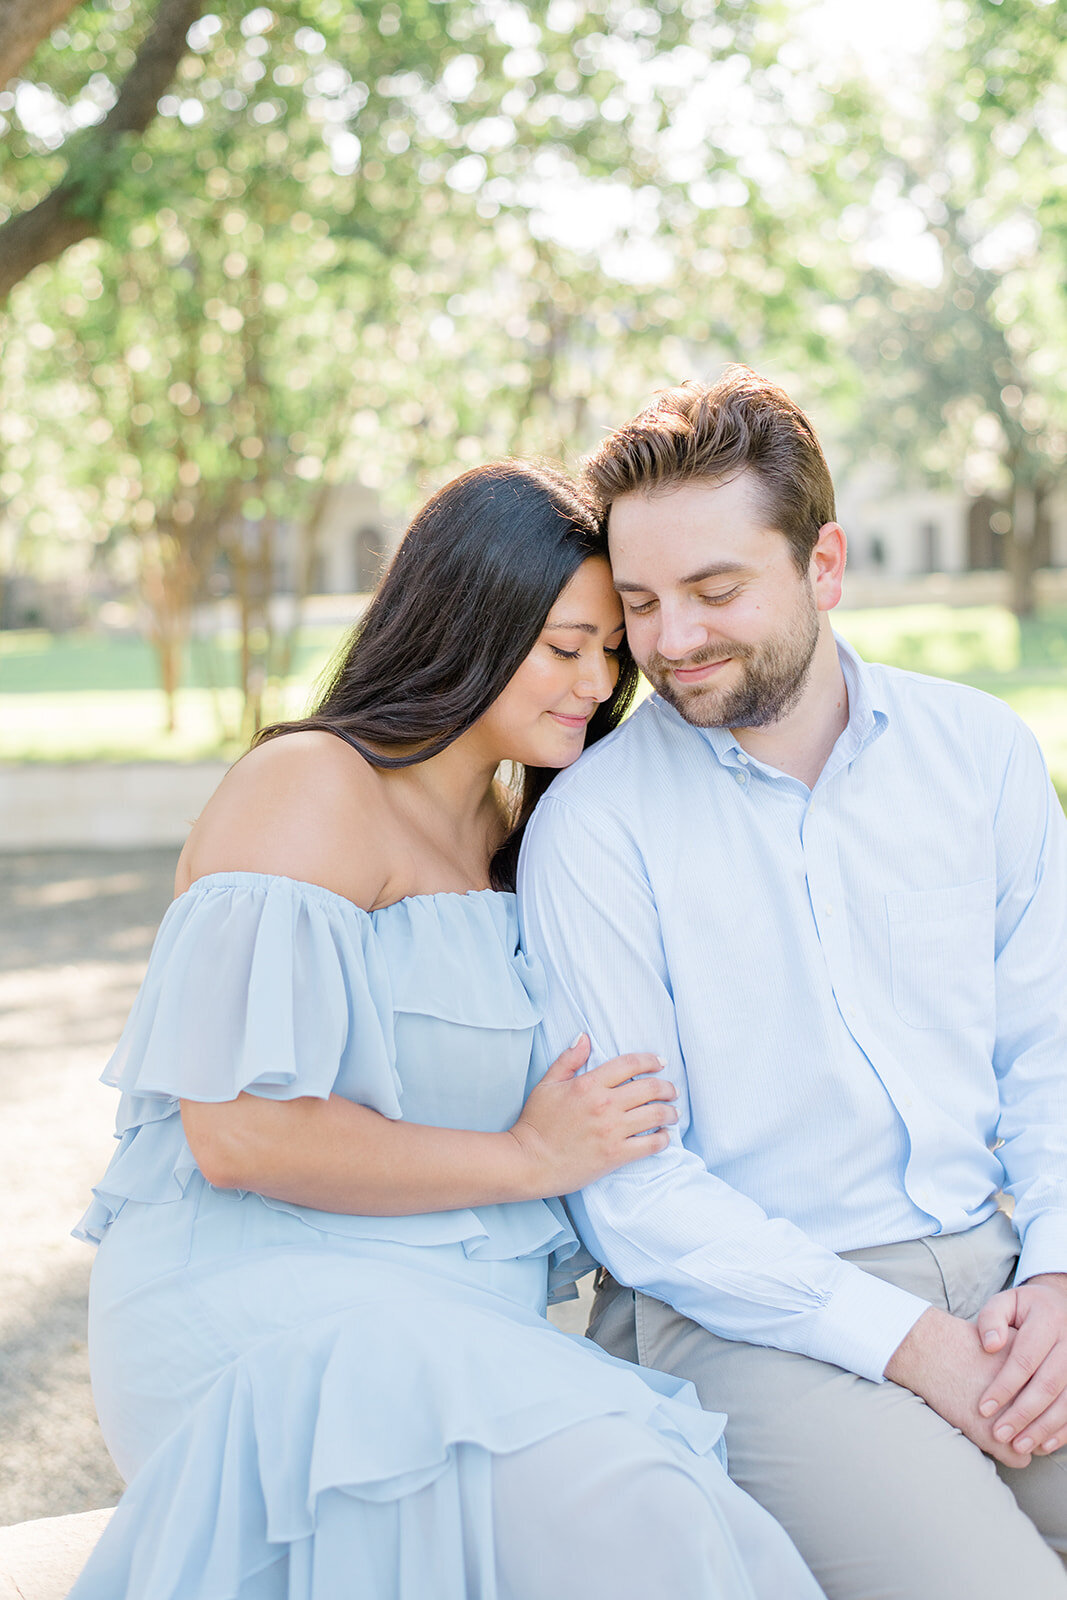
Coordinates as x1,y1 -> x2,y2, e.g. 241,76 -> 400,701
650,676 -> 729,728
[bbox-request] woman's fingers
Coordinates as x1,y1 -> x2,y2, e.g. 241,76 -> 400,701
616,1076 -> 677,1112
614,1128 -> 671,1162
542,1034 -> 591,1082
593,1051 -> 670,1089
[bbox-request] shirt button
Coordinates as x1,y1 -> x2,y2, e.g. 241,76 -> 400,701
824,904 -> 833,916
734,771 -> 746,786
737,752 -> 749,765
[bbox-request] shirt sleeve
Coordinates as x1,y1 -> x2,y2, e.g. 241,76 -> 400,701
990,723 -> 1067,1283
518,792 -> 928,1382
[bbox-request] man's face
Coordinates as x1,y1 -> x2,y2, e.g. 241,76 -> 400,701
608,472 -> 821,729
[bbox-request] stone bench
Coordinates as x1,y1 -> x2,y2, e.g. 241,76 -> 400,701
0,1510 -> 114,1600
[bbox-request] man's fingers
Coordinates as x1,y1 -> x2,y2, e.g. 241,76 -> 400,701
992,1349 -> 1067,1446
976,1289 -> 1016,1361
1011,1390 -> 1067,1456
982,1337 -> 1045,1423
978,1307 -> 1043,1418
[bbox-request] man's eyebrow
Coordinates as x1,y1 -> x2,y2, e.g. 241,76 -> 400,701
614,561 -> 748,593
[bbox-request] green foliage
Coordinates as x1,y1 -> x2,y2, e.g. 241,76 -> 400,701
806,0 -> 1067,521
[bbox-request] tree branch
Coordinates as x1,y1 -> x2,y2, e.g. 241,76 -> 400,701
0,0 -> 203,303
0,0 -> 86,91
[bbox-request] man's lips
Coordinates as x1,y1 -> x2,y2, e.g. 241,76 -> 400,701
671,657 -> 732,684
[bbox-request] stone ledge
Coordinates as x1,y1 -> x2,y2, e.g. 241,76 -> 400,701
0,762 -> 228,851
0,1510 -> 114,1600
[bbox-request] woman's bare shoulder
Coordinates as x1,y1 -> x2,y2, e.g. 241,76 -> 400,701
174,730 -> 393,910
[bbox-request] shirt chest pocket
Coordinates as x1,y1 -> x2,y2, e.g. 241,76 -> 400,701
885,879 -> 995,1031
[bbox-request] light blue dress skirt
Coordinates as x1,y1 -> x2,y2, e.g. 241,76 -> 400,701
69,874 -> 821,1599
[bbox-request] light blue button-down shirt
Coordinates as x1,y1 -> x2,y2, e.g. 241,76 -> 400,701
518,638 -> 1067,1382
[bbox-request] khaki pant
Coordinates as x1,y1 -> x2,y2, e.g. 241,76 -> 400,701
589,1210 -> 1067,1600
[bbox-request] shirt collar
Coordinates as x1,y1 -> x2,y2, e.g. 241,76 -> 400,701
652,630 -> 889,775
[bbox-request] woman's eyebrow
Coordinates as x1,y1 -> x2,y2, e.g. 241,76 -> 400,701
542,620 -> 599,633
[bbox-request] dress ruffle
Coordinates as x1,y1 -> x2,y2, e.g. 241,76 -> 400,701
74,875 -> 582,1280
71,1258 -> 727,1600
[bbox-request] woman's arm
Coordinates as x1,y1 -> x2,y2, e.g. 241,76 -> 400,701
182,1039 -> 676,1213
175,732 -> 677,1212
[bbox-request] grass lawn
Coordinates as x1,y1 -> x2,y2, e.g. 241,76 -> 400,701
0,625 -> 346,764
2,604 -> 1065,808
834,605 -> 1067,811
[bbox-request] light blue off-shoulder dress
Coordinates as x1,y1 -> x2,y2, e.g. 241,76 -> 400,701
70,874 -> 821,1600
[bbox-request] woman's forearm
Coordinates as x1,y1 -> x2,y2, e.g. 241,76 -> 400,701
180,1092 -> 543,1214
179,1044 -> 675,1215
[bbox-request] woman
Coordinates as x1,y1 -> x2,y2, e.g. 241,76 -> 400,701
71,463 -> 821,1599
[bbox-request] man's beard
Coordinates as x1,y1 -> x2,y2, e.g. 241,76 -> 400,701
645,587 -> 821,729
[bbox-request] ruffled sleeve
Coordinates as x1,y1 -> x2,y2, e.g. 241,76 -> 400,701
76,874 -> 401,1243
106,873 -> 401,1117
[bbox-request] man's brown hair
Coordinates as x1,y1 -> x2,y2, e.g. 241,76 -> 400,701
582,365 -> 836,573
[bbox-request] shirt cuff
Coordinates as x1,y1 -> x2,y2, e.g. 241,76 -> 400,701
805,1264 -> 930,1382
1015,1212 -> 1067,1285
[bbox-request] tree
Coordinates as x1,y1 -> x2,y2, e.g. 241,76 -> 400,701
0,0 -> 204,300
3,0 -> 791,731
804,0 -> 1067,614
0,0 -> 85,89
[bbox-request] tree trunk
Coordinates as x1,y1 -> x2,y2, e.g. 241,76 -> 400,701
1008,478 -> 1038,619
157,632 -> 182,735
274,483 -> 330,686
0,0 -> 203,301
0,0 -> 85,91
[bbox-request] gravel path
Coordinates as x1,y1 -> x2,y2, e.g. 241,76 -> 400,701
0,848 -> 179,1524
0,848 -> 590,1526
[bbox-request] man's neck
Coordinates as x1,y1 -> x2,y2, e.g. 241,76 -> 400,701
730,626 -> 849,790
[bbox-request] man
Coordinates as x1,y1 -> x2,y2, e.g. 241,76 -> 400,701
518,367 -> 1067,1599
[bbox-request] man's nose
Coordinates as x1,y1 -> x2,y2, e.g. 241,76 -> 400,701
655,605 -> 707,662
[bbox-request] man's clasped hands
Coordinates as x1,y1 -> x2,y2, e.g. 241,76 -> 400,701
887,1274 -> 1067,1467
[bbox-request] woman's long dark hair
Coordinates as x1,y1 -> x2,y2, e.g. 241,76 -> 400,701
255,461 -> 639,889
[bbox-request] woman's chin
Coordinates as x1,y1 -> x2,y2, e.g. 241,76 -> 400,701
542,735 -> 588,770
505,733 -> 588,771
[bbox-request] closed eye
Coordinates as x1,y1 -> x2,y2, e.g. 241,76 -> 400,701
623,598 -> 657,615
701,587 -> 741,606
548,643 -> 623,661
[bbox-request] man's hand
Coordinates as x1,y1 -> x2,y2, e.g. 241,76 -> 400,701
975,1273 -> 1067,1457
884,1306 -> 1033,1468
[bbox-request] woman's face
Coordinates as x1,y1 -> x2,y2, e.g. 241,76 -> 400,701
477,555 -> 625,769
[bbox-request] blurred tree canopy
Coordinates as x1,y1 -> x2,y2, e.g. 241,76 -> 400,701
803,0 -> 1067,613
1,0 -> 1064,734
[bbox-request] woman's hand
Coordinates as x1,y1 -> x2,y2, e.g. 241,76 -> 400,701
508,1034 -> 677,1197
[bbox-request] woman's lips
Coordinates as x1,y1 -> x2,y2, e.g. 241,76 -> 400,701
672,657 -> 731,684
550,711 -> 590,729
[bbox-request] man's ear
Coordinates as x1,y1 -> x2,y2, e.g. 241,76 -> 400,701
810,523 -> 846,613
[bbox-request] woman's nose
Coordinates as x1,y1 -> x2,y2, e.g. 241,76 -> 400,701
576,653 -> 616,703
